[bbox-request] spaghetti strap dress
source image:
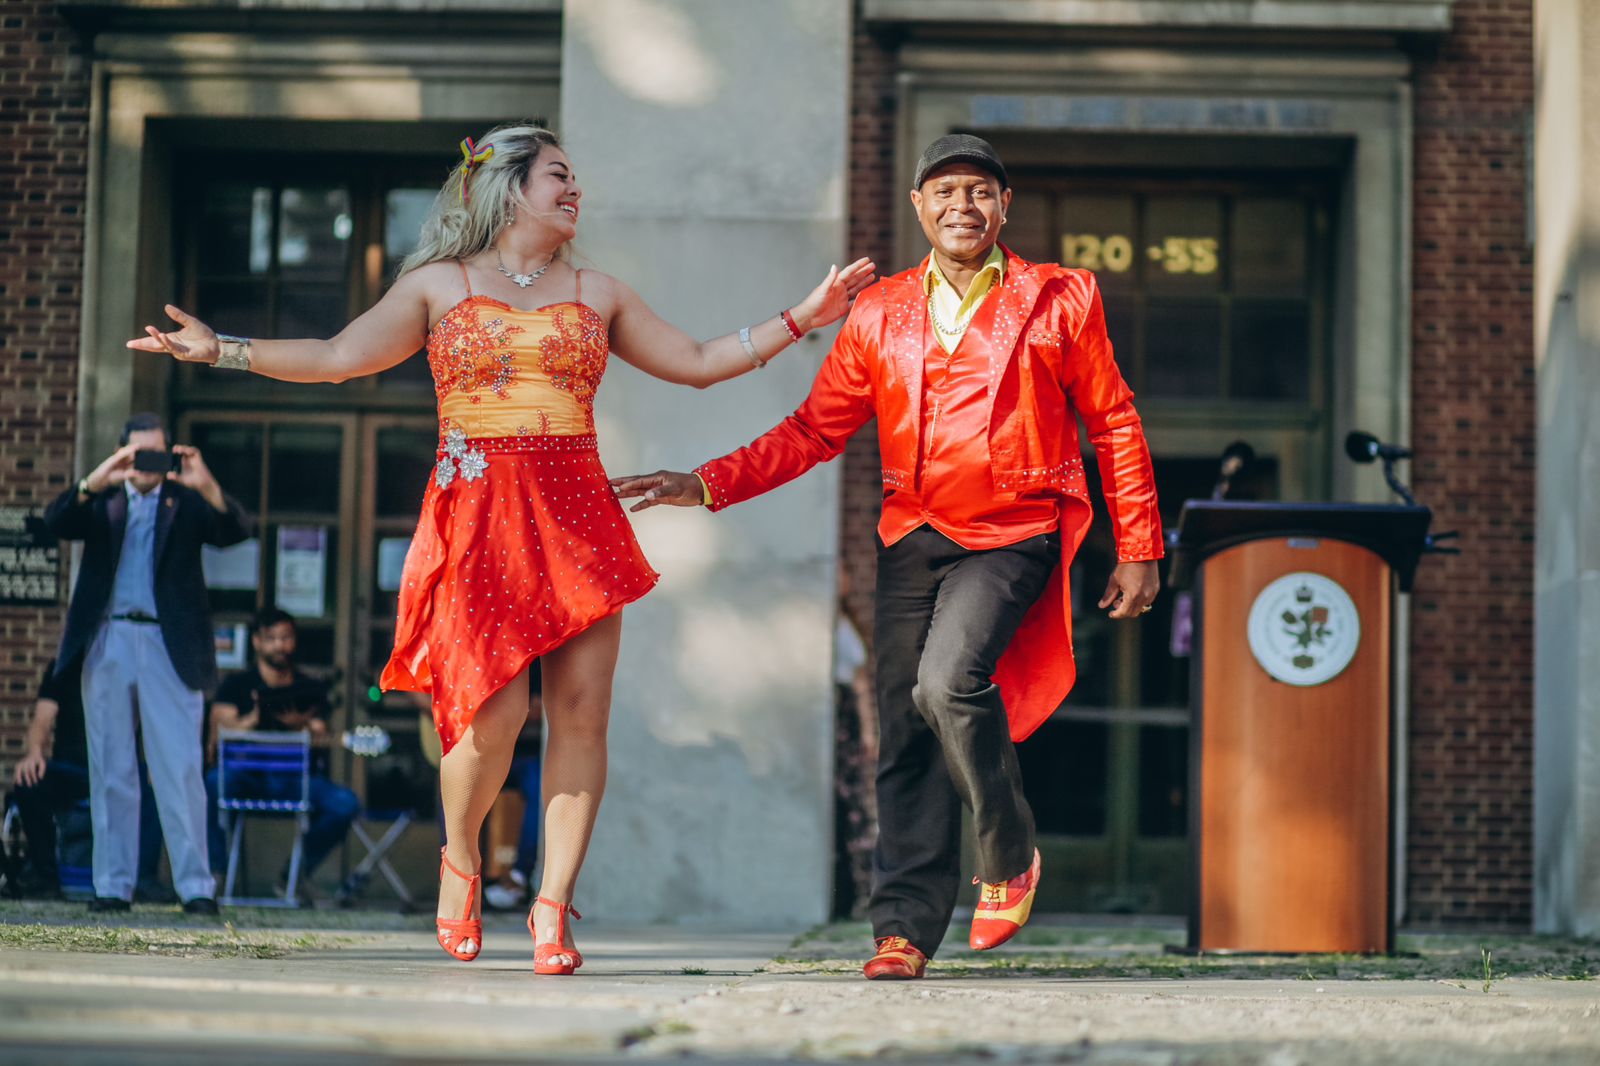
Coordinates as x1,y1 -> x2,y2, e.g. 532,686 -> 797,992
379,263 -> 659,754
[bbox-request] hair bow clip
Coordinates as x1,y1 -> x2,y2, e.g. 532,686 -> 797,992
458,137 -> 494,205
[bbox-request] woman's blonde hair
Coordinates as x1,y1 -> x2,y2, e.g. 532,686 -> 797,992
397,124 -> 564,278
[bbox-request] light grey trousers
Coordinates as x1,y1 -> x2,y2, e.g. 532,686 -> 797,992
82,619 -> 212,902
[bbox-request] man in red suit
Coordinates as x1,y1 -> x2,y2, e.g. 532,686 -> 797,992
613,135 -> 1162,979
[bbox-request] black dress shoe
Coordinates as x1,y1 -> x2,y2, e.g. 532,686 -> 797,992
182,896 -> 220,916
87,896 -> 131,913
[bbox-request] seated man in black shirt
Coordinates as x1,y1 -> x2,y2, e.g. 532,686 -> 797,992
8,657 -> 166,900
204,608 -> 359,891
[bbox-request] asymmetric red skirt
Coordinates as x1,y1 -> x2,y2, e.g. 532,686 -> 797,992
379,434 -> 659,754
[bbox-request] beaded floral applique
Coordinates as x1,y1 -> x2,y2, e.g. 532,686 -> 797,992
435,426 -> 488,489
537,306 -> 607,407
429,308 -> 525,402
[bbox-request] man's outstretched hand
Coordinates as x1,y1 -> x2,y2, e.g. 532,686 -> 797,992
1098,560 -> 1160,619
610,470 -> 705,512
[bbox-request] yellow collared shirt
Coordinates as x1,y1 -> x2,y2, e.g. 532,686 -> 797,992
925,245 -> 1006,354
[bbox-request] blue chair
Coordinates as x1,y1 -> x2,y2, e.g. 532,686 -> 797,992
216,729 -> 310,907
55,800 -> 95,901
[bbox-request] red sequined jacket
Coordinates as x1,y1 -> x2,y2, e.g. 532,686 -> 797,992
696,247 -> 1163,741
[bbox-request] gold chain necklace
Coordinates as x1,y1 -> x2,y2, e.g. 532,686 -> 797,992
927,288 -> 976,338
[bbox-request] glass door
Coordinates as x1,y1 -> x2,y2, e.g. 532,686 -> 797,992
348,414 -> 442,820
998,172 -> 1335,913
183,411 -> 359,729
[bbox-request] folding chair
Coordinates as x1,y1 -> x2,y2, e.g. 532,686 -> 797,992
336,811 -> 417,910
333,724 -> 417,911
216,729 -> 310,908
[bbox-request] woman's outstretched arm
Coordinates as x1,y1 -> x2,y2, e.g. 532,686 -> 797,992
601,258 -> 875,389
126,264 -> 439,383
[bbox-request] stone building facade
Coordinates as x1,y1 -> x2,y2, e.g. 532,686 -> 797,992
0,0 -> 1555,930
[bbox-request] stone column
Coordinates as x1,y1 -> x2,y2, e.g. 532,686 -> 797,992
1534,0 -> 1600,936
559,0 -> 850,925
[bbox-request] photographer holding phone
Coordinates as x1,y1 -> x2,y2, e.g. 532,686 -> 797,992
45,412 -> 253,915
205,608 -> 360,898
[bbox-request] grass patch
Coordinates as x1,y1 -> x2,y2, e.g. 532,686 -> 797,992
0,919 -> 351,960
0,898 -> 434,932
775,923 -> 1600,983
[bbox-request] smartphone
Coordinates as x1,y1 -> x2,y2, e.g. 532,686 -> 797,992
132,449 -> 182,474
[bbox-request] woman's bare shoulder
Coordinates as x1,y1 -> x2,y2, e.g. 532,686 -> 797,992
572,267 -> 631,318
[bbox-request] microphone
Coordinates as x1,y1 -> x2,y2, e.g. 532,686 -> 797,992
1344,430 -> 1411,464
1211,440 -> 1254,500
1219,440 -> 1254,479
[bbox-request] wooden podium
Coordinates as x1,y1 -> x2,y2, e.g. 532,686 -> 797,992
1168,501 -> 1432,954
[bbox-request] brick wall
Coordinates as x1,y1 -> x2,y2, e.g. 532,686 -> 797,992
1406,0 -> 1536,927
0,4 -> 87,772
830,11 -> 900,915
841,14 -> 897,646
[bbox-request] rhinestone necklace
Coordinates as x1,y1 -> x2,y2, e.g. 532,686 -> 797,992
496,249 -> 554,289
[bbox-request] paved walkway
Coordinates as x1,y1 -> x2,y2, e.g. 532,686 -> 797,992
0,910 -> 1596,1064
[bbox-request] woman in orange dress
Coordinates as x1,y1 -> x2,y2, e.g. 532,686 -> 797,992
128,124 -> 875,973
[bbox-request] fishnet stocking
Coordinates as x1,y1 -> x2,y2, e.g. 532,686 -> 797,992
533,613 -> 621,956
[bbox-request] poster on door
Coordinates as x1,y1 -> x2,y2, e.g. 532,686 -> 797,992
275,525 -> 327,617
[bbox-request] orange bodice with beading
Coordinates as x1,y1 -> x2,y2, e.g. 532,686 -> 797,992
427,294 -> 609,440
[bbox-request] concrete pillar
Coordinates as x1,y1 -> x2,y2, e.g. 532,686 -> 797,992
559,0 -> 850,925
1534,0 -> 1600,936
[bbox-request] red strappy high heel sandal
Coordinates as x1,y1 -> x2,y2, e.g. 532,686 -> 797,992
529,896 -> 583,975
436,848 -> 482,962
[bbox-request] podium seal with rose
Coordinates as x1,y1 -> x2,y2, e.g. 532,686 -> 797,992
1246,571 -> 1361,686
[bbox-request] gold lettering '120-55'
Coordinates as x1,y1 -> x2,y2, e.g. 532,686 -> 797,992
1062,234 -> 1220,275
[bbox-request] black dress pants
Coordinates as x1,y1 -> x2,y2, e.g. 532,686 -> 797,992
868,524 -> 1056,956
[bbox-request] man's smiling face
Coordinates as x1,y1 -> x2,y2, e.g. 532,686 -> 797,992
910,163 -> 1010,266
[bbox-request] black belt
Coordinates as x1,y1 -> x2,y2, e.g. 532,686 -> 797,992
109,612 -> 159,624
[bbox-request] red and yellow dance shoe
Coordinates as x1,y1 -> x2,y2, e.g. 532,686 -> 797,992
862,936 -> 928,980
969,847 -> 1041,951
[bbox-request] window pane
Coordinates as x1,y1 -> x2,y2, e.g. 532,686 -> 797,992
1001,191 -> 1052,264
277,186 -> 351,280
1059,194 -> 1138,292
374,426 -> 435,519
1144,301 -> 1221,396
1230,302 -> 1311,401
268,424 -> 342,514
195,280 -> 271,341
191,423 -> 264,617
1019,719 -> 1109,836
1136,724 -> 1189,837
1105,303 -> 1136,371
198,184 -> 271,277
1233,197 -> 1307,298
377,350 -> 435,390
189,422 -> 263,510
384,188 -> 438,281
1143,197 -> 1222,294
276,281 -> 349,342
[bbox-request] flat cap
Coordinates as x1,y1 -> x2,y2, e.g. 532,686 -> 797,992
912,134 -> 1008,190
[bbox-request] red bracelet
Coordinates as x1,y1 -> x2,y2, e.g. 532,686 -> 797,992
779,309 -> 805,342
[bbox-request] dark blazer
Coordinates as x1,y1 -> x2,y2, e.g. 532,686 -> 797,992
45,481 -> 254,691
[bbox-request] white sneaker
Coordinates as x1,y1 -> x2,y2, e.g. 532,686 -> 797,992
484,868 -> 528,911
